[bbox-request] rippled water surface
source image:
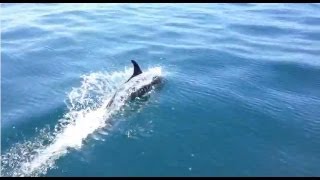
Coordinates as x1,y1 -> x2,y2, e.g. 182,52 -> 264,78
1,3 -> 320,176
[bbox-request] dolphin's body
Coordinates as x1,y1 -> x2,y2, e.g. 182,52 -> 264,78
106,60 -> 162,108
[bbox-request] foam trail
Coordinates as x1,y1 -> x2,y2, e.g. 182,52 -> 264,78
1,66 -> 162,177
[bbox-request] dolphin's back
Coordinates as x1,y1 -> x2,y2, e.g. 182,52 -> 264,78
106,60 -> 143,108
106,60 -> 162,109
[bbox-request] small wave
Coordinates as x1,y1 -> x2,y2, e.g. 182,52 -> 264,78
1,66 -> 163,177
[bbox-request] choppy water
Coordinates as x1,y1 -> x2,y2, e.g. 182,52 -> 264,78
1,3 -> 320,177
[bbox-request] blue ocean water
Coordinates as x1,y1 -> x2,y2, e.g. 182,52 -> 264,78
1,3 -> 320,177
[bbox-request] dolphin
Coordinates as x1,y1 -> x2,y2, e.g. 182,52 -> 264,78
106,60 -> 162,108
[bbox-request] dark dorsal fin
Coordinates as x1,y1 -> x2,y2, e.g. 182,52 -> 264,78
126,60 -> 142,83
131,60 -> 142,76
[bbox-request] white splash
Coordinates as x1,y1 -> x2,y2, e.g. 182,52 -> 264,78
1,66 -> 162,177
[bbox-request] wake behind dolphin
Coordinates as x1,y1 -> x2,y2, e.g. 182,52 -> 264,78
1,60 -> 164,177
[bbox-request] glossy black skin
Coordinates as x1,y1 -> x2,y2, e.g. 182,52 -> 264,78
106,60 -> 163,108
128,76 -> 162,101
106,74 -> 162,108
